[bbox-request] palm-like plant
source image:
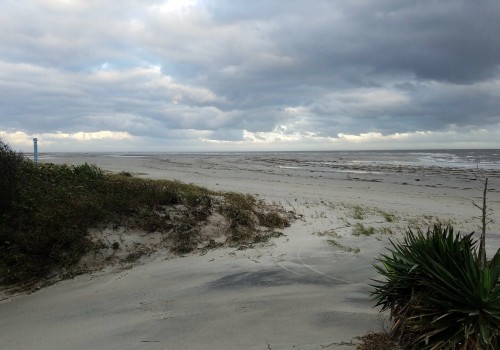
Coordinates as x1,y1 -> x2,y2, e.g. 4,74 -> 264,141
372,225 -> 500,349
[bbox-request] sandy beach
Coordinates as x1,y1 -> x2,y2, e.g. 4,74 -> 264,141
1,153 -> 499,350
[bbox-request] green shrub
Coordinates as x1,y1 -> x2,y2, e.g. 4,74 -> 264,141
0,139 -> 26,215
0,140 -> 293,285
222,192 -> 258,229
223,192 -> 256,209
372,225 -> 500,349
118,171 -> 132,177
73,163 -> 104,180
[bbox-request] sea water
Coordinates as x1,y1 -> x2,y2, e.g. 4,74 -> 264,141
39,149 -> 500,171
260,149 -> 500,171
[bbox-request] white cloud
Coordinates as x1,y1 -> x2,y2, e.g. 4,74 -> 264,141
200,125 -> 500,151
46,131 -> 134,141
1,130 -> 134,151
151,0 -> 201,16
327,88 -> 410,110
1,131 -> 35,147
337,131 -> 419,143
3,123 -> 500,153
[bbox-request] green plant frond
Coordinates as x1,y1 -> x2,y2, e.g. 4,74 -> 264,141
489,249 -> 500,282
408,263 -> 420,274
479,322 -> 491,346
420,266 -> 473,301
487,313 -> 500,324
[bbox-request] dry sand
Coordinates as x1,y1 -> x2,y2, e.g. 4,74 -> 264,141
1,154 -> 499,349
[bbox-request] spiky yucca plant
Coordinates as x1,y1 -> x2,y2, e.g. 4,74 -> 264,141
372,225 -> 500,349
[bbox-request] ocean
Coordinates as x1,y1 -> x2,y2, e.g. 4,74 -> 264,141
40,149 -> 500,171
248,149 -> 500,171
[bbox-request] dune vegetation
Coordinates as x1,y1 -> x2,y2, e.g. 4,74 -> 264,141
0,140 -> 292,286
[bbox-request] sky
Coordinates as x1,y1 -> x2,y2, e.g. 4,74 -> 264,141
1,0 -> 500,152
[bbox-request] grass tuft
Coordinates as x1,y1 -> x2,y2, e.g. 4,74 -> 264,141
352,223 -> 376,236
377,210 -> 396,223
326,239 -> 360,253
318,230 -> 360,253
352,205 -> 365,220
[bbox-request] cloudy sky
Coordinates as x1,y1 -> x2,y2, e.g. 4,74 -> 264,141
1,0 -> 500,152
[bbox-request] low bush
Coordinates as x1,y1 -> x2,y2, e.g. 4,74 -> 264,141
372,225 -> 500,349
0,140 -> 25,215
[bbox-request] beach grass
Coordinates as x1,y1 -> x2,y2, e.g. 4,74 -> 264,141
352,223 -> 377,236
0,140 -> 292,285
317,230 -> 360,253
352,205 -> 365,220
377,209 -> 395,223
326,239 -> 360,253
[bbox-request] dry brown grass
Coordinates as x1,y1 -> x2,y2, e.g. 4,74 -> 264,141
356,332 -> 401,350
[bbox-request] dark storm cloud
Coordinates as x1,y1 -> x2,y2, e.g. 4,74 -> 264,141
0,0 -> 499,150
202,0 -> 500,84
192,0 -> 500,136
